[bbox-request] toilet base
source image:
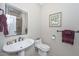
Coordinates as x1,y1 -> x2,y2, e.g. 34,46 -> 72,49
38,50 -> 47,56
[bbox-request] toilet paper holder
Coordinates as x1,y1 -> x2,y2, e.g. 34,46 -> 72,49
52,35 -> 56,40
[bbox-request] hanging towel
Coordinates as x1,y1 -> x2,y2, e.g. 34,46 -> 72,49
0,14 -> 8,35
0,23 -> 3,32
62,30 -> 75,45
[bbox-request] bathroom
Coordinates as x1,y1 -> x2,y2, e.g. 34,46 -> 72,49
0,3 -> 79,56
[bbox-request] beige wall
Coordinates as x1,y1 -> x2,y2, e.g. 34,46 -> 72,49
40,3 -> 79,56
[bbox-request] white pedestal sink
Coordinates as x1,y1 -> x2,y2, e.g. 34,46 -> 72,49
2,38 -> 34,56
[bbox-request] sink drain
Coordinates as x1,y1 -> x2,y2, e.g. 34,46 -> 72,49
20,47 -> 22,48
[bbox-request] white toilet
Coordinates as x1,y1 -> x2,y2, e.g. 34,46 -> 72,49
35,38 -> 50,56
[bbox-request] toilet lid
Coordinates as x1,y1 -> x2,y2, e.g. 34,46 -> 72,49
36,44 -> 50,52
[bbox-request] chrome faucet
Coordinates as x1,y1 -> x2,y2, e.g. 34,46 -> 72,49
18,37 -> 24,41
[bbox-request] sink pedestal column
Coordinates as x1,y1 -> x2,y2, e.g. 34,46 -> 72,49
18,50 -> 25,56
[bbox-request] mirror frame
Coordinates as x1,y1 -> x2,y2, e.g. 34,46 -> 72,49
5,3 -> 28,37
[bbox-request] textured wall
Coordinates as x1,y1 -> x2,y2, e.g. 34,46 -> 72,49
40,3 -> 79,56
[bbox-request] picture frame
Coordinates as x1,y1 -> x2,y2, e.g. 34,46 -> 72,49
49,12 -> 62,27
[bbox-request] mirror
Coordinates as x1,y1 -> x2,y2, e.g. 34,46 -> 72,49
5,4 -> 28,36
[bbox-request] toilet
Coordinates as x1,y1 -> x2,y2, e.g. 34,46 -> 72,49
35,38 -> 50,56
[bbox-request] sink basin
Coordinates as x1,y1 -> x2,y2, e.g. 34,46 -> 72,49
3,38 -> 34,56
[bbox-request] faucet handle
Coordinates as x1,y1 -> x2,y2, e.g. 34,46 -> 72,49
7,41 -> 13,45
14,39 -> 17,43
18,37 -> 21,41
12,39 -> 17,43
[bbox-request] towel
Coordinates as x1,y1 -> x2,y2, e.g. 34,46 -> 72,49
0,14 -> 8,35
62,30 -> 75,45
0,23 -> 3,32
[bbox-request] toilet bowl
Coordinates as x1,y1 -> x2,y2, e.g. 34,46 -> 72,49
35,38 -> 50,56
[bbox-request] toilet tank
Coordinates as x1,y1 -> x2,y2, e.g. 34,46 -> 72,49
35,38 -> 42,45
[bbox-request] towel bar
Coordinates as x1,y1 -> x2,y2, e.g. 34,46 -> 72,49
57,30 -> 79,33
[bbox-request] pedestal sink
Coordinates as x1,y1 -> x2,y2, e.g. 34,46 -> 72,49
2,38 -> 34,56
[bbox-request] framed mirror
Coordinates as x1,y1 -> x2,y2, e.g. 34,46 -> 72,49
5,4 -> 28,36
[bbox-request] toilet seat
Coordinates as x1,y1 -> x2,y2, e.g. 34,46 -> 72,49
36,44 -> 50,52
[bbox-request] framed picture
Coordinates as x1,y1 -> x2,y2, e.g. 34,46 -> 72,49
49,12 -> 62,27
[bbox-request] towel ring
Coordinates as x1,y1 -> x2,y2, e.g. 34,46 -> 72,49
0,8 -> 4,14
